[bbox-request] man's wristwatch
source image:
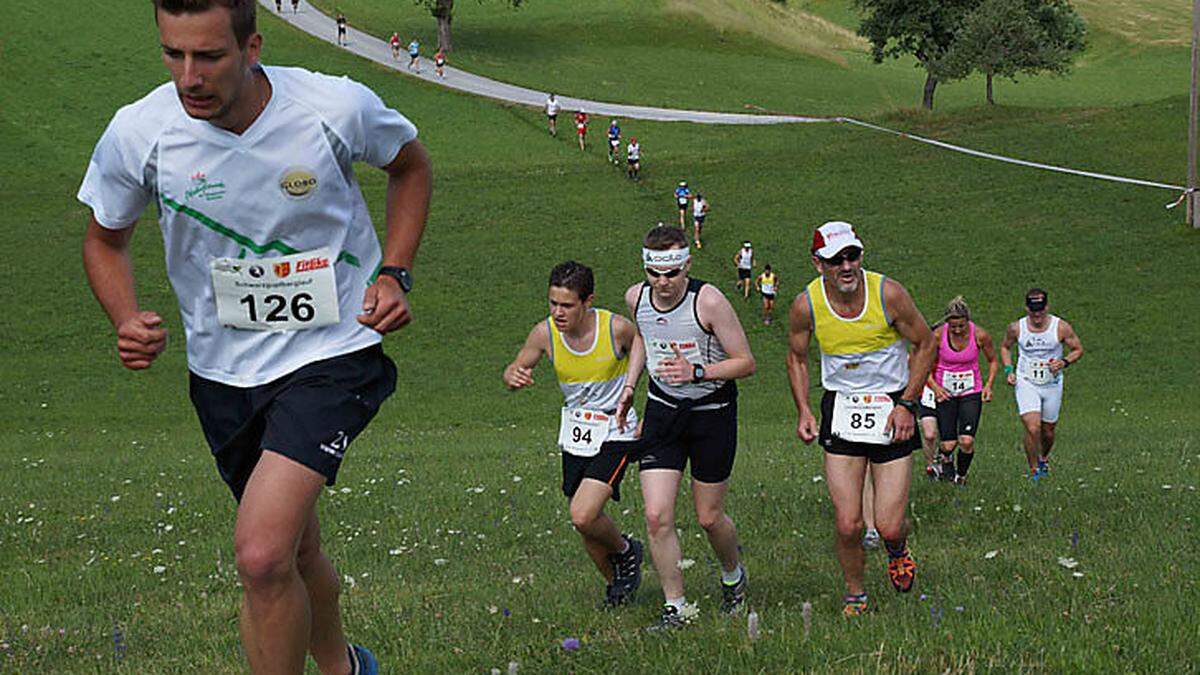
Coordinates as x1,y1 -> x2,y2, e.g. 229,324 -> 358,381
691,364 -> 706,383
897,398 -> 919,415
1060,358 -> 1071,369
377,266 -> 413,293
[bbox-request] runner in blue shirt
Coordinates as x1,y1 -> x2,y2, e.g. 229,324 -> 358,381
408,38 -> 420,71
674,181 -> 692,228
607,119 -> 622,165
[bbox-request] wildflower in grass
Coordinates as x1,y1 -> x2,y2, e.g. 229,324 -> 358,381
984,550 -> 999,559
508,661 -> 519,675
502,608 -> 511,617
1071,528 -> 1079,549
677,558 -> 695,570
1057,557 -> 1079,569
802,601 -> 812,638
747,610 -> 760,640
112,622 -> 125,660
560,637 -> 580,651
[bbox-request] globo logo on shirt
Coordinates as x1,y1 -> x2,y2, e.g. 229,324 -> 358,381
279,168 -> 318,199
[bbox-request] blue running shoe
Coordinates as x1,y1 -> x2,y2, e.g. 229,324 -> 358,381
349,644 -> 378,675
1037,457 -> 1050,475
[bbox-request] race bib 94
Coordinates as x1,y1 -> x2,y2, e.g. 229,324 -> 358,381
558,407 -> 611,457
211,248 -> 340,331
831,392 -> 894,445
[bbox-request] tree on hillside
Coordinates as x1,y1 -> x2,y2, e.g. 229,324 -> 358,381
853,0 -> 981,110
413,0 -> 525,53
942,0 -> 1086,104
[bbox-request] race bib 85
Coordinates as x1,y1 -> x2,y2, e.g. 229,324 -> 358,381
831,392 -> 894,445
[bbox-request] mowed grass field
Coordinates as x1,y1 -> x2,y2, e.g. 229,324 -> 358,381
1,0 -> 1197,672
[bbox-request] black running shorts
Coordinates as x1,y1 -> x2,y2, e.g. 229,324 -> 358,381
638,398 -> 738,483
189,345 -> 396,501
936,392 -> 983,442
818,390 -> 919,464
562,448 -> 634,502
737,268 -> 752,280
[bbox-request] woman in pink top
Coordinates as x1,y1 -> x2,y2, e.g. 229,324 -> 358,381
928,297 -> 999,484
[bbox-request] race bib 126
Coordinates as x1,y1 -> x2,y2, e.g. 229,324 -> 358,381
558,407 -> 611,457
211,248 -> 340,331
831,392 -> 894,445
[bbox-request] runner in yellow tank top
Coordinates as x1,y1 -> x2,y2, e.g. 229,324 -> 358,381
502,261 -> 645,608
755,265 -> 780,325
786,221 -> 935,616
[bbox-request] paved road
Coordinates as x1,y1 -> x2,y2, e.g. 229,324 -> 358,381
259,0 -> 832,125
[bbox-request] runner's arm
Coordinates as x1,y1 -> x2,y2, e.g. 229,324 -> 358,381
503,321 -> 549,390
884,279 -> 935,402
786,292 -> 818,443
976,326 -> 1000,399
359,139 -> 432,333
695,285 -> 755,381
1000,321 -> 1019,384
1056,319 -> 1083,370
616,285 -> 647,430
82,215 -> 167,370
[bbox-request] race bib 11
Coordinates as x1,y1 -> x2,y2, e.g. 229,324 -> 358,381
831,392 -> 894,445
557,407 -> 612,457
1024,359 -> 1056,385
211,248 -> 340,331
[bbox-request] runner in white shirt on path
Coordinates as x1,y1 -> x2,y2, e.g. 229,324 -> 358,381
78,2 -> 431,673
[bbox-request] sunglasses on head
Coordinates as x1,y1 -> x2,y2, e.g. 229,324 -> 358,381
1026,298 -> 1047,311
645,267 -> 684,279
819,248 -> 862,265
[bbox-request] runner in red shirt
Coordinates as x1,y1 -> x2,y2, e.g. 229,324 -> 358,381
575,110 -> 589,151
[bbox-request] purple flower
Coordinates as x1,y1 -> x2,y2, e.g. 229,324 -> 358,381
561,637 -> 581,651
502,608 -> 511,618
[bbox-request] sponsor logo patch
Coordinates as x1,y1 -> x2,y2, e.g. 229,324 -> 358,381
280,167 -> 318,199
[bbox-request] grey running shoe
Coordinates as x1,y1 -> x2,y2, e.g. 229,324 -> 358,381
645,604 -> 686,633
862,528 -> 881,550
719,567 -> 748,615
604,535 -> 644,607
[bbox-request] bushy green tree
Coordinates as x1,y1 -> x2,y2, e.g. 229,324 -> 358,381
943,0 -> 1086,104
853,0 -> 981,110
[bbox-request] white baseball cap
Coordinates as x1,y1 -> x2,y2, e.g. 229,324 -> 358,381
811,221 -> 864,258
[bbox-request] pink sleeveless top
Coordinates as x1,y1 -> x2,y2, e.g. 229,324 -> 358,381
934,322 -> 982,396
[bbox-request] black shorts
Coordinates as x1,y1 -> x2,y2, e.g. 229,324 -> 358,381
761,292 -> 776,300
627,157 -> 639,165
737,268 -> 752,280
562,448 -> 634,502
189,345 -> 396,501
918,403 -> 937,419
936,392 -> 983,441
694,215 -> 706,225
677,201 -> 689,210
548,113 -> 557,120
638,398 -> 737,483
818,390 -> 919,464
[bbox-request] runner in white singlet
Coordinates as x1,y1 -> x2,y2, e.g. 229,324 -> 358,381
1000,288 -> 1084,478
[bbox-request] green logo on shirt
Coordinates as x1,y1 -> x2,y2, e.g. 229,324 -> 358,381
186,172 -> 226,202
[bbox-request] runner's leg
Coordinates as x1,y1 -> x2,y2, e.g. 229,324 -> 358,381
570,479 -> 623,582
824,454 -> 867,595
1020,412 -> 1042,473
235,451 -> 328,675
691,479 -> 739,574
641,469 -> 685,600
296,510 -> 354,675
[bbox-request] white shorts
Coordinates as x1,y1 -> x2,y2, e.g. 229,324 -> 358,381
1014,378 -> 1063,423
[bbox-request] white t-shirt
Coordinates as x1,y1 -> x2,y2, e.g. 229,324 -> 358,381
627,142 -> 639,160
546,98 -> 560,116
693,198 -> 707,217
737,248 -> 753,270
78,66 -> 418,387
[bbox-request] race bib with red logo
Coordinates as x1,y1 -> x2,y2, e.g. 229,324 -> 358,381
557,407 -> 612,457
210,247 -> 340,331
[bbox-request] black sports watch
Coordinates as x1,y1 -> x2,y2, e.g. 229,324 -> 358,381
691,364 -> 706,383
378,266 -> 413,293
897,398 -> 919,415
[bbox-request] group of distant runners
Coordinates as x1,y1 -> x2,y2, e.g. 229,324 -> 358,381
327,11 -> 448,79
546,94 -> 643,180
79,1 -> 1089,671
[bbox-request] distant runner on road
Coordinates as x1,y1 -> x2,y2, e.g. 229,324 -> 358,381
546,93 -> 561,136
626,137 -> 641,180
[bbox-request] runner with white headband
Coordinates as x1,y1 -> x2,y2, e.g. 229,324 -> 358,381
613,225 -> 757,631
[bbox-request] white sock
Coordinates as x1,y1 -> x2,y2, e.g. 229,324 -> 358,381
721,564 -> 744,586
665,596 -> 686,611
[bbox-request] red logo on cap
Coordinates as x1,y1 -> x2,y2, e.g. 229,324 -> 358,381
811,229 -> 826,253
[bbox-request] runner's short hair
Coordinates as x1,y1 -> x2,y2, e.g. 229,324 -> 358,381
644,225 -> 687,251
549,261 -> 594,301
1025,287 -> 1047,303
944,295 -> 970,321
153,0 -> 256,47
